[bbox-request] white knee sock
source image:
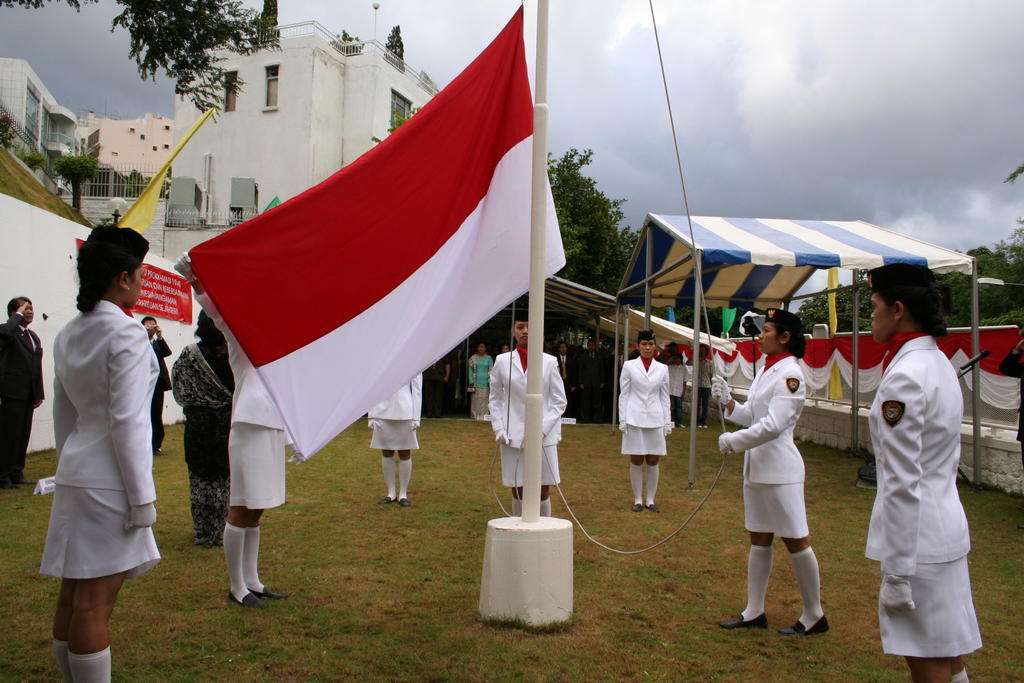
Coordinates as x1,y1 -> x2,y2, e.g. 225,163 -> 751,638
512,497 -> 522,516
243,525 -> 265,593
645,464 -> 660,506
67,647 -> 111,683
223,522 -> 249,601
381,456 -> 396,499
629,464 -> 643,504
951,668 -> 969,683
398,458 -> 412,499
742,544 -> 773,621
790,547 -> 824,627
52,639 -> 72,682
540,498 -> 551,516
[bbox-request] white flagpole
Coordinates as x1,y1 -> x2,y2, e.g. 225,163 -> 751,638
521,0 -> 549,523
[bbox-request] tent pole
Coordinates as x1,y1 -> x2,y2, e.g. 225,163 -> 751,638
645,229 -> 653,328
971,261 -> 981,490
688,249 -> 702,488
851,269 -> 860,456
612,300 -> 621,430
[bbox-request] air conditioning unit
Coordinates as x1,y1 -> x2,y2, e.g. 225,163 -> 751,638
167,177 -> 202,227
229,177 -> 258,225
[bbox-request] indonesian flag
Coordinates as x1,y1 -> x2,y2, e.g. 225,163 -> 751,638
188,9 -> 564,458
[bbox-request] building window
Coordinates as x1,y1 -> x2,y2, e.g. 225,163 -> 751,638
163,144 -> 169,149
112,151 -> 118,157
164,125 -> 171,131
152,146 -> 157,151
129,127 -> 135,133
265,65 -> 279,108
390,90 -> 412,130
224,71 -> 238,112
24,85 -> 40,145
140,134 -> 145,140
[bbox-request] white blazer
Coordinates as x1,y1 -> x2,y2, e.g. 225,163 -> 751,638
725,354 -> 806,485
488,351 -> 567,448
52,300 -> 159,506
866,336 -> 971,575
196,291 -> 285,430
619,358 -> 671,428
368,374 -> 423,421
667,364 -> 687,397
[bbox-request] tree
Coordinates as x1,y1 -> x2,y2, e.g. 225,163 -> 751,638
385,25 -> 404,60
260,0 -> 276,28
1006,163 -> 1024,185
53,155 -> 98,210
795,271 -> 873,332
5,0 -> 278,111
548,148 -> 637,294
938,224 -> 1024,327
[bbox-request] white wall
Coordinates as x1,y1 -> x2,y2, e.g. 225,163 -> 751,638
0,193 -> 198,454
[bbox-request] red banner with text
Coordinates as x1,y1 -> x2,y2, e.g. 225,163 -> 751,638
134,264 -> 193,323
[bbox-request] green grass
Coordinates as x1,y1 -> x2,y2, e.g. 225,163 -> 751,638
0,148 -> 91,226
2,420 -> 1021,681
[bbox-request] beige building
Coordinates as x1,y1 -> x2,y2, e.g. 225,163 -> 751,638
78,111 -> 175,170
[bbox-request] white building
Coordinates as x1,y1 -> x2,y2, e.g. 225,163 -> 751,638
77,111 -> 175,170
0,58 -> 78,184
169,21 -> 438,238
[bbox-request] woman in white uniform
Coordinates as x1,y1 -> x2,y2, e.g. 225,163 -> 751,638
866,263 -> 980,682
369,374 -> 422,506
41,227 -> 160,682
488,313 -> 567,517
619,330 -> 671,512
175,253 -> 288,610
713,308 -> 827,636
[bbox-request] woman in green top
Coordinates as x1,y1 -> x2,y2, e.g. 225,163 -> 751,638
468,343 -> 493,419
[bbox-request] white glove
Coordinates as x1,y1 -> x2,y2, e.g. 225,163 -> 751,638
619,422 -> 628,435
717,433 -> 735,454
494,430 -> 510,446
173,252 -> 196,282
368,418 -> 382,430
880,574 -> 915,614
663,424 -> 673,436
411,420 -> 420,430
288,444 -> 311,463
711,376 -> 732,405
124,502 -> 157,531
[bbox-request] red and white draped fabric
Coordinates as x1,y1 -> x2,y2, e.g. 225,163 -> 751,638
698,328 -> 1021,410
188,9 -> 563,458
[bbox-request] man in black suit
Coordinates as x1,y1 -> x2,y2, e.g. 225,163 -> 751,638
577,339 -> 605,424
998,332 -> 1024,530
555,341 -> 578,418
141,316 -> 172,455
0,297 -> 44,488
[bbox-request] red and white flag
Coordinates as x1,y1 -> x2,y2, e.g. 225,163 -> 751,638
189,9 -> 564,457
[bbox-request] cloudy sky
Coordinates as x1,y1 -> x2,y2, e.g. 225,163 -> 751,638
2,0 -> 1023,262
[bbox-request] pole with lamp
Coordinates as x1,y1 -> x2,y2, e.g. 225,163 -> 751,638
372,2 -> 380,43
108,197 -> 128,226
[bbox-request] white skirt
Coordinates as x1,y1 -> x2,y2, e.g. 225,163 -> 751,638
621,426 -> 667,455
500,444 -> 560,487
370,419 -> 419,451
743,482 -> 808,538
878,557 -> 982,658
40,485 -> 160,580
229,422 -> 286,509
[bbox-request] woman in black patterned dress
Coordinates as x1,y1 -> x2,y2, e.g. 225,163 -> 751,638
172,311 -> 234,546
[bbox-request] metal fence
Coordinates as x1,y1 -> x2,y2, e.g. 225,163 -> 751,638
82,164 -> 165,200
164,205 -> 258,228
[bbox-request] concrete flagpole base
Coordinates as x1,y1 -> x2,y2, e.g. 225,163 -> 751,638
479,516 -> 573,626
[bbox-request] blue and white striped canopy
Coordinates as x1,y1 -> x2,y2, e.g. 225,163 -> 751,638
619,214 -> 974,308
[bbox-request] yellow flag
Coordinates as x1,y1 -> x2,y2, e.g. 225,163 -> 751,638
827,267 -> 843,399
118,106 -> 217,232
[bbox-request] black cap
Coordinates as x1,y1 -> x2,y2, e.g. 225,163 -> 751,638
637,329 -> 655,342
86,226 -> 149,260
868,263 -> 934,292
765,308 -> 802,334
513,309 -> 529,323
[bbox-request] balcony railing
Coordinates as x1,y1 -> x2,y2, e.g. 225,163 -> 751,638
273,21 -> 439,96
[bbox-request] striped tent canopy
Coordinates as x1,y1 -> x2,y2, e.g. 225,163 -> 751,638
619,214 -> 975,308
543,276 -> 617,317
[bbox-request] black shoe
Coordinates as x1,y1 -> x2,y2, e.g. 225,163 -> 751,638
0,479 -> 17,490
719,613 -> 767,629
378,496 -> 395,505
252,587 -> 288,600
645,503 -> 661,513
779,615 -> 829,636
228,592 -> 267,609
1018,523 -> 1024,530
153,449 -> 164,456
631,503 -> 643,512
398,498 -> 411,507
14,478 -> 36,486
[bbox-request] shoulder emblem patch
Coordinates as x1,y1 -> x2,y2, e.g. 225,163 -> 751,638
881,400 -> 905,427
785,377 -> 800,393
